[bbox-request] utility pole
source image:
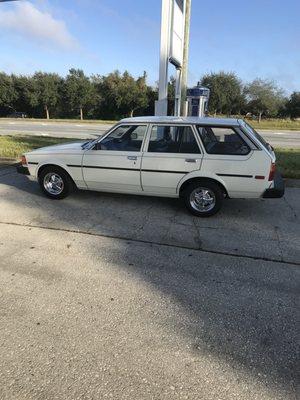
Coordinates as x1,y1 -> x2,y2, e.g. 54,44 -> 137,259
180,0 -> 191,116
155,0 -> 171,116
155,0 -> 188,117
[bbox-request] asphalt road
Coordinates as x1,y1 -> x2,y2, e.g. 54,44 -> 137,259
0,166 -> 299,400
0,120 -> 300,148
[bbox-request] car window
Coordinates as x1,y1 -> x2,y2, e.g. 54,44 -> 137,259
196,126 -> 250,155
148,125 -> 200,154
100,125 -> 147,151
241,121 -> 272,152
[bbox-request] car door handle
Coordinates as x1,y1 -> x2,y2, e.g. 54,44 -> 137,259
127,156 -> 137,161
185,158 -> 197,163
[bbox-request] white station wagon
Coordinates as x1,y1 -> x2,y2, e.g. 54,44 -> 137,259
17,117 -> 284,217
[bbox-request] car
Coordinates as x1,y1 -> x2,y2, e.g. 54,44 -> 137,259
7,111 -> 28,118
17,116 -> 284,217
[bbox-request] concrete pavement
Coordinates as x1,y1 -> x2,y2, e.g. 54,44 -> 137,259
0,166 -> 299,400
0,119 -> 300,147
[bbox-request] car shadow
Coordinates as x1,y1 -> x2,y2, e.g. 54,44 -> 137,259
0,168 -> 299,396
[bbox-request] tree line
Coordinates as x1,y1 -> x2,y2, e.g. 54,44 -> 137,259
0,69 -> 299,121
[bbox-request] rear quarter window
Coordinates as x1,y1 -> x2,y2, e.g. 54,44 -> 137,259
196,126 -> 250,155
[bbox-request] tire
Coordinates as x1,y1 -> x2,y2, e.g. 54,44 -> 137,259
38,166 -> 74,199
182,180 -> 223,217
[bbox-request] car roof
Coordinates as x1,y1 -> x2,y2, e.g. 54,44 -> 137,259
120,116 -> 240,126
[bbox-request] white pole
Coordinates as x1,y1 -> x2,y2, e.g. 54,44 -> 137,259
181,0 -> 191,116
174,67 -> 182,116
155,0 -> 171,116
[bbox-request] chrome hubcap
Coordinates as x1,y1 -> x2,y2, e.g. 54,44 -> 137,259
190,187 -> 216,212
43,172 -> 64,195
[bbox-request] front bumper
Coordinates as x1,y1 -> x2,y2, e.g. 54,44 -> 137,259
262,171 -> 285,198
16,164 -> 30,175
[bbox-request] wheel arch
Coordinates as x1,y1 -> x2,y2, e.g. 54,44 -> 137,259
37,163 -> 76,187
178,176 -> 229,198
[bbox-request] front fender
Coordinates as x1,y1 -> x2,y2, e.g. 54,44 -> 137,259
34,158 -> 76,180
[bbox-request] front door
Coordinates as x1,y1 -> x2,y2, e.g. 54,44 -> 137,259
82,124 -> 147,192
141,125 -> 202,195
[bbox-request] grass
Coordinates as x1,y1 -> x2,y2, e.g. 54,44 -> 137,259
0,136 -> 79,159
0,135 -> 299,179
249,119 -> 300,131
275,148 -> 300,179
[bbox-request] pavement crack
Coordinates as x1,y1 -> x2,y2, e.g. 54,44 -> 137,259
274,226 -> 284,262
283,196 -> 298,219
192,217 -> 202,250
1,220 -> 298,267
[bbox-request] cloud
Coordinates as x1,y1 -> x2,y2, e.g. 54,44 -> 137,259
0,1 -> 78,50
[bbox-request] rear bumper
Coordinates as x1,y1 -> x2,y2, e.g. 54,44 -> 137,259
262,171 -> 285,198
16,165 -> 30,175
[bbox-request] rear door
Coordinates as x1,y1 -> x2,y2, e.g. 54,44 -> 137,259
82,124 -> 147,192
141,124 -> 202,195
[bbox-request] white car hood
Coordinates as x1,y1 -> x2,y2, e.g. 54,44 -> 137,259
30,141 -> 85,154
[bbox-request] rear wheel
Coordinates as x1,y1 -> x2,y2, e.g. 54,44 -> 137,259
39,166 -> 74,199
182,180 -> 223,217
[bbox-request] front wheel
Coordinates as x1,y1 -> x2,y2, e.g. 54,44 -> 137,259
39,166 -> 74,199
182,181 -> 223,217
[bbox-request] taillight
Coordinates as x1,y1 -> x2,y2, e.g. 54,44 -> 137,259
21,155 -> 27,165
268,162 -> 276,181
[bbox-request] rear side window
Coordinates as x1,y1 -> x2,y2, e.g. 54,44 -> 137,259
196,126 -> 250,155
148,125 -> 200,154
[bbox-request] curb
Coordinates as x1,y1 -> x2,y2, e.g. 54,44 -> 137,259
284,179 -> 300,188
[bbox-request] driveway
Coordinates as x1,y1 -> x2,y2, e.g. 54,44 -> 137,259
0,166 -> 299,400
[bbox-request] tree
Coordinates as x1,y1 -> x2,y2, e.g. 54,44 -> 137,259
244,79 -> 285,122
286,92 -> 300,119
200,72 -> 245,115
33,72 -> 62,119
64,69 -> 96,120
118,71 -> 148,117
94,71 -> 148,119
11,74 -> 38,117
0,73 -> 17,116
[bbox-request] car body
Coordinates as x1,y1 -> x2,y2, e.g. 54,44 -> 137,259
17,116 -> 284,216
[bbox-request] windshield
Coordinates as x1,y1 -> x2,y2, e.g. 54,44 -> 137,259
240,120 -> 272,152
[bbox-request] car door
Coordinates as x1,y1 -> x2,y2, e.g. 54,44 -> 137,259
82,124 -> 148,192
141,124 -> 203,195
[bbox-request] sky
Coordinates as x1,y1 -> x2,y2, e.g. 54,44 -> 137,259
0,0 -> 299,93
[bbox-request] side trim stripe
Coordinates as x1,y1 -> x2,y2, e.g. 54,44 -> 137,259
67,164 -> 187,174
217,173 -> 253,178
142,169 -> 186,174
28,162 -> 38,165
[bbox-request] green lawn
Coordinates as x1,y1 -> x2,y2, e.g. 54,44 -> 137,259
0,135 -> 299,179
0,136 -> 79,159
275,148 -> 300,179
249,119 -> 300,131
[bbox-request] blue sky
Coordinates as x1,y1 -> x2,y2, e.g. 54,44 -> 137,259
0,0 -> 299,93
